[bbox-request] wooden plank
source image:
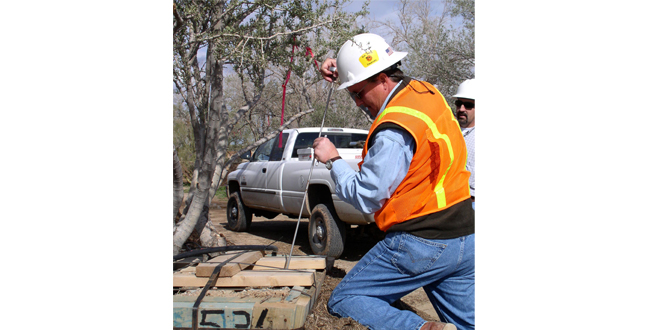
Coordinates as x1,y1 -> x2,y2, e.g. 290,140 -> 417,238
195,251 -> 263,277
174,296 -> 282,329
251,301 -> 297,329
177,266 -> 196,273
173,270 -> 326,329
173,270 -> 315,287
281,270 -> 323,327
252,256 -> 326,270
174,295 -> 312,329
293,293 -> 312,326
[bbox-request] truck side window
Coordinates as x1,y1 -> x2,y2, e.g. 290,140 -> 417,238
290,132 -> 368,158
350,133 -> 368,148
269,133 -> 289,161
251,138 -> 275,162
291,133 -> 317,158
335,135 -> 350,148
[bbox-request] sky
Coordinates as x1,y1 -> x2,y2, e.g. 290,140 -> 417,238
346,0 -> 402,31
4,1 -> 645,330
346,0 -> 451,41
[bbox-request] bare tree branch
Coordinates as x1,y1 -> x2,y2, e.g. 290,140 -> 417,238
173,3 -> 184,36
181,18 -> 335,48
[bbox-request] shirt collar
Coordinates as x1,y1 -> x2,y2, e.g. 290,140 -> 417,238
375,80 -> 403,118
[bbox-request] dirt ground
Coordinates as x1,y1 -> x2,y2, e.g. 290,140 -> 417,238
207,198 -> 441,329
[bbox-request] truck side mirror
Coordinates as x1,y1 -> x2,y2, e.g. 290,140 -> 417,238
241,150 -> 251,160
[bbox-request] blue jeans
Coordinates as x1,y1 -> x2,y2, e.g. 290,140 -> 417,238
327,232 -> 475,330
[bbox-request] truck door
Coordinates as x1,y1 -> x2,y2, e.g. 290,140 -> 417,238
263,133 -> 289,211
239,137 -> 275,207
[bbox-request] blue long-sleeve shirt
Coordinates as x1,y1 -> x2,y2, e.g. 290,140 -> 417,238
330,82 -> 415,214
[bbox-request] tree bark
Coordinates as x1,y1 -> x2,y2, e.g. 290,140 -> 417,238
173,145 -> 184,222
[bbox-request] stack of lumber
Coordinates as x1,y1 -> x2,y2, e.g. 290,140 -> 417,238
173,251 -> 326,287
173,251 -> 328,329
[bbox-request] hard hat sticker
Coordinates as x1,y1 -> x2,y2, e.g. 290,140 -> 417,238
359,51 -> 379,68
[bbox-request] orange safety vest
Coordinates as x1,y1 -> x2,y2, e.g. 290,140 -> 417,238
358,79 -> 471,232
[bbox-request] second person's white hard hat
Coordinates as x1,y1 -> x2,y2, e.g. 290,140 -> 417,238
336,33 -> 407,90
453,79 -> 476,100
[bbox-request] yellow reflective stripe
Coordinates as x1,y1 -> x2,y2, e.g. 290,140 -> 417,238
441,96 -> 462,128
376,106 -> 454,208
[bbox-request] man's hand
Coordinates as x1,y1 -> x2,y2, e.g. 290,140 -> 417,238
312,137 -> 339,164
320,58 -> 338,83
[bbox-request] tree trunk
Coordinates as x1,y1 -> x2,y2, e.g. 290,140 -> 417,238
173,145 -> 184,223
208,108 -> 229,203
173,176 -> 211,256
209,167 -> 229,203
173,31 -> 226,256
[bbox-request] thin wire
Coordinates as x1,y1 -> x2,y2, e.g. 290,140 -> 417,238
285,82 -> 334,269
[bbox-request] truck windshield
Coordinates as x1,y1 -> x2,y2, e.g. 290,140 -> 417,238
291,132 -> 367,158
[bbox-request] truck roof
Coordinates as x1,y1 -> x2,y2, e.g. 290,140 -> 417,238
286,127 -> 368,134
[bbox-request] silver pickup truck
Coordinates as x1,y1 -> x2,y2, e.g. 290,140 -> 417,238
226,127 -> 375,258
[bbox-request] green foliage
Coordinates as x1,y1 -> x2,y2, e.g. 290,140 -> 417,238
215,185 -> 227,199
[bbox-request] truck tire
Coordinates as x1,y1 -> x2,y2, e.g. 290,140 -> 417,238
308,203 -> 346,258
227,192 -> 252,232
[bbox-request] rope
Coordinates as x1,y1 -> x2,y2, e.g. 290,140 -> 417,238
275,36 -> 331,269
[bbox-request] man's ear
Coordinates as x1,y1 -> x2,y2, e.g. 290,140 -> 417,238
378,72 -> 388,83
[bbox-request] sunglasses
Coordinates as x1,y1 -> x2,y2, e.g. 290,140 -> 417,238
347,81 -> 371,100
455,100 -> 475,110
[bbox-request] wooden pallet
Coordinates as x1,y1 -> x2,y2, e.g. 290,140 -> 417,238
173,252 -> 327,329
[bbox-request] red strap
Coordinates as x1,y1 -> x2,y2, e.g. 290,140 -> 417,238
306,47 -> 319,71
278,41 -> 319,149
280,38 -> 298,147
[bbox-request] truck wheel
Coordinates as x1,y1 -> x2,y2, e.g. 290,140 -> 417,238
308,203 -> 346,258
227,192 -> 252,232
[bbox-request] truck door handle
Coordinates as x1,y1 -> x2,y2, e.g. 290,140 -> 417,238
262,168 -> 267,173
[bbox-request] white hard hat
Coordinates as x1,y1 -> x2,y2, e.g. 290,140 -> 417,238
336,33 -> 408,90
453,79 -> 475,100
